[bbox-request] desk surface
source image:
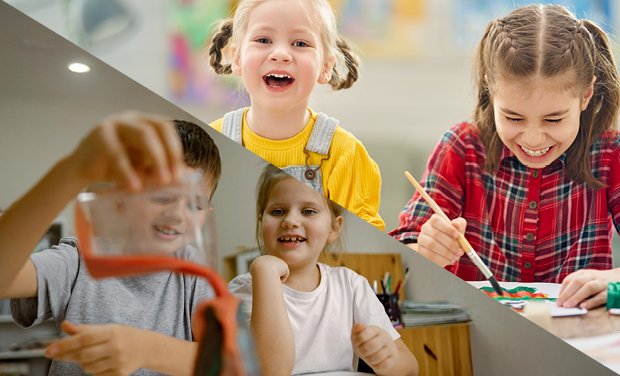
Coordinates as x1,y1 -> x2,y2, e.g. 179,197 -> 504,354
557,309 -> 620,373
548,307 -> 620,339
469,281 -> 620,372
468,281 -> 620,338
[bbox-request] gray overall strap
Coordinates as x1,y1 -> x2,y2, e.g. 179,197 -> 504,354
221,108 -> 246,144
222,108 -> 337,154
306,113 -> 338,155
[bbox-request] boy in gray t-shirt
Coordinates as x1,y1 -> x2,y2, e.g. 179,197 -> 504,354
0,113 -> 222,375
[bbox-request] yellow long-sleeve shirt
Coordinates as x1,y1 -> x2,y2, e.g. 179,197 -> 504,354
211,108 -> 384,230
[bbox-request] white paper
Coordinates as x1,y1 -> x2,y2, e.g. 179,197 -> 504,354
609,308 -> 620,315
548,301 -> 587,317
469,281 -> 587,316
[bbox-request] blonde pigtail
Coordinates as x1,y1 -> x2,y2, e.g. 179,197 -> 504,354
329,38 -> 359,90
208,19 -> 234,75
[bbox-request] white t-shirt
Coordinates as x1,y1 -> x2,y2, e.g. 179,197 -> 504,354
228,263 -> 399,375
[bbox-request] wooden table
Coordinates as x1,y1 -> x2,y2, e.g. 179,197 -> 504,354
468,281 -> 620,373
546,307 -> 620,339
522,307 -> 620,373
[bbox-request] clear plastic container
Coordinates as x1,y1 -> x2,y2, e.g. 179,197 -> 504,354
75,172 -> 216,278
75,173 -> 258,375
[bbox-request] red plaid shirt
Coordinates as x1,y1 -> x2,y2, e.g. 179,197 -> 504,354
390,122 -> 620,283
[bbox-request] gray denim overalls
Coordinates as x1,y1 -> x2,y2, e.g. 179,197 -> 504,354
222,108 -> 338,193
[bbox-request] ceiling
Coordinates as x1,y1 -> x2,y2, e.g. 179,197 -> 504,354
0,2 -> 198,206
0,2 -> 190,115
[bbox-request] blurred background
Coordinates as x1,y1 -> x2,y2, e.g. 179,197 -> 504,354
2,0 -> 619,254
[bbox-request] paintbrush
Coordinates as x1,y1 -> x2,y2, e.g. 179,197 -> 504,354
404,171 -> 504,296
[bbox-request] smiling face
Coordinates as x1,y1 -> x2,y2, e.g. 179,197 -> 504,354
232,0 -> 333,114
492,73 -> 594,169
260,177 -> 341,271
123,170 -> 212,256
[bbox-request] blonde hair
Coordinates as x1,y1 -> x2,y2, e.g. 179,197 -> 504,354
208,0 -> 359,90
255,164 -> 343,256
474,4 -> 620,187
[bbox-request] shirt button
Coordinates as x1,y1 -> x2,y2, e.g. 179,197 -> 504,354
524,261 -> 532,269
532,170 -> 539,178
529,201 -> 538,209
525,233 -> 535,241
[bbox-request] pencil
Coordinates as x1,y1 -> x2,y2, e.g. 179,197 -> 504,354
395,267 -> 409,295
393,281 -> 402,295
402,267 -> 410,286
404,171 -> 504,296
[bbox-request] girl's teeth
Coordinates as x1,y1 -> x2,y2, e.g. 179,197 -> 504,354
268,74 -> 290,79
521,146 -> 550,157
280,236 -> 304,242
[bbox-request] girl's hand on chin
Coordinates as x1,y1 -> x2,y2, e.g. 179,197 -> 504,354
250,255 -> 290,283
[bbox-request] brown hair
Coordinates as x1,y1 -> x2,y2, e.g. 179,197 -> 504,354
173,120 -> 222,195
474,4 -> 619,187
255,164 -> 343,255
207,0 -> 359,90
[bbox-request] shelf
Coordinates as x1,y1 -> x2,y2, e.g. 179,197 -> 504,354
0,349 -> 45,360
0,314 -> 13,323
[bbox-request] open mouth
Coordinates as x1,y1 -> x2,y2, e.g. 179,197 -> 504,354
264,73 -> 295,88
278,236 -> 306,244
520,145 -> 552,157
153,224 -> 181,240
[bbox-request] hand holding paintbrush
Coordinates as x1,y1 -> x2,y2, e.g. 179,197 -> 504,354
403,171 -> 504,296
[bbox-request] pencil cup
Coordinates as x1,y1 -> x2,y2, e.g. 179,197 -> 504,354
377,293 -> 403,328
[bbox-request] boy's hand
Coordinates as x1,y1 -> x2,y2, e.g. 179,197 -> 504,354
45,321 -> 146,376
70,111 -> 184,191
250,255 -> 290,283
351,323 -> 399,375
417,214 -> 466,267
557,269 -> 616,309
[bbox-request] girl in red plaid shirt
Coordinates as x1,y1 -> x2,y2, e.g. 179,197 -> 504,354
390,5 -> 620,288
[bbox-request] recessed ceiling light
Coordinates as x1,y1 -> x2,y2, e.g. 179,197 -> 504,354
68,62 -> 90,73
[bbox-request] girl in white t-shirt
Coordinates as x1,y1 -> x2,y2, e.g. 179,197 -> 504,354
229,165 -> 418,376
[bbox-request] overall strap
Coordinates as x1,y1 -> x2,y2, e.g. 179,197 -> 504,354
221,108 -> 246,144
305,113 -> 338,156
